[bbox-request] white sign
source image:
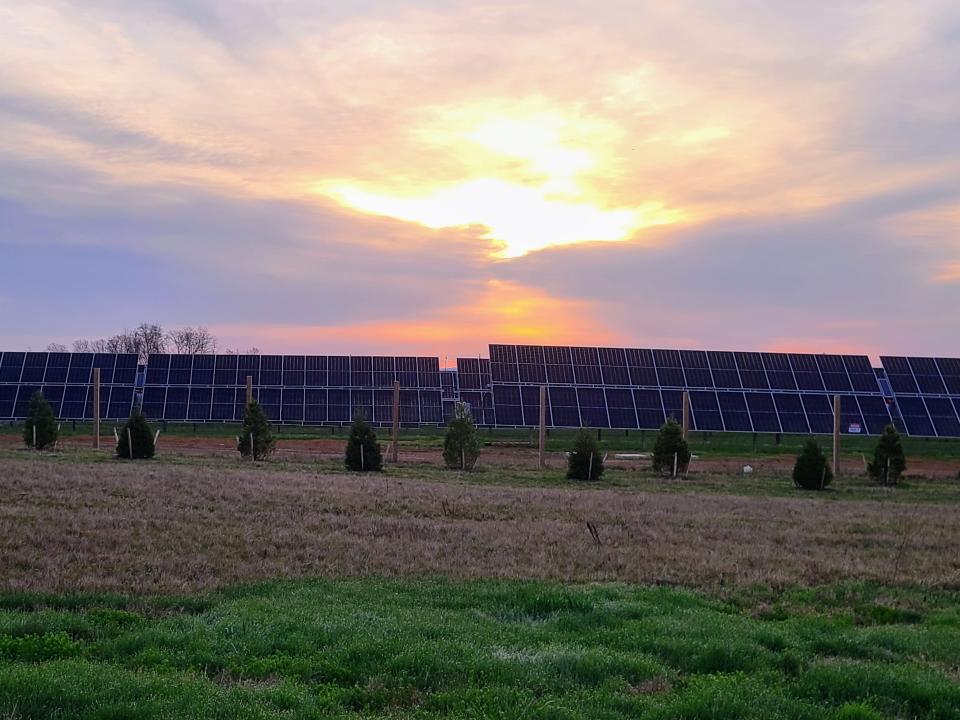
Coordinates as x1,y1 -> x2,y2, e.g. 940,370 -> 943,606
848,423 -> 862,434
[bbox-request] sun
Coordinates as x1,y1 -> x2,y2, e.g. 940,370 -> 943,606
316,111 -> 685,257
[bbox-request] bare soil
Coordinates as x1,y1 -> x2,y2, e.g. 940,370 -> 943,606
1,456 -> 957,595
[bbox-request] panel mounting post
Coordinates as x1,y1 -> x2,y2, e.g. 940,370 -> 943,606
392,380 -> 400,463
833,394 -> 841,476
246,375 -> 253,406
538,385 -> 546,469
92,367 -> 101,450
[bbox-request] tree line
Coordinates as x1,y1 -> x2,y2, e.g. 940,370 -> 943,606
44,323 -> 260,356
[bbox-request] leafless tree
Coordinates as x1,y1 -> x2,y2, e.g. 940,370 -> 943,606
246,347 -> 261,355
70,323 -> 168,358
45,343 -> 67,352
166,326 -> 216,354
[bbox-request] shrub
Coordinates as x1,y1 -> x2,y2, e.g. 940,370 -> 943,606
867,425 -> 906,486
22,391 -> 58,450
237,400 -> 276,461
443,402 -> 481,470
793,438 -> 832,490
652,419 -> 690,475
345,412 -> 383,472
116,410 -> 155,459
567,429 -> 604,481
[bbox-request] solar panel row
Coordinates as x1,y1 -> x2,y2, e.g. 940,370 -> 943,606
880,356 -> 960,396
139,387 -> 443,425
490,385 -> 896,435
489,345 -> 880,393
145,354 -> 441,388
0,384 -> 134,420
0,352 -> 139,385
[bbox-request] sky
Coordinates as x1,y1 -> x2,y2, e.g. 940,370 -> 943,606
1,0 -> 959,363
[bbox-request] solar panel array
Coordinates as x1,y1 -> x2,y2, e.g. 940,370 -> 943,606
3,347 -> 958,438
141,354 -> 443,425
487,344 -> 894,435
0,352 -> 138,420
879,356 -> 960,438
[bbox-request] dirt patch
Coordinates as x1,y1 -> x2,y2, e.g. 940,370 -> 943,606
1,456 -> 958,595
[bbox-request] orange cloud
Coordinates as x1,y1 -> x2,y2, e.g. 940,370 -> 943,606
933,263 -> 960,283
213,280 -> 622,357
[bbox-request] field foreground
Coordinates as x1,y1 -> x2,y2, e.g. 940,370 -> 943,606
1,452 -> 959,719
1,578 -> 959,719
1,455 -> 959,593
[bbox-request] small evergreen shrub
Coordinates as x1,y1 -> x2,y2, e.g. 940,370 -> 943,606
237,401 -> 276,461
443,402 -> 481,470
793,438 -> 832,490
652,419 -> 690,475
23,391 -> 58,450
567,429 -> 604,481
345,412 -> 383,472
116,411 -> 155,459
867,425 -> 906,486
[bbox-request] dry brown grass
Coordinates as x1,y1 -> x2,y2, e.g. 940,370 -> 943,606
1,455 -> 958,594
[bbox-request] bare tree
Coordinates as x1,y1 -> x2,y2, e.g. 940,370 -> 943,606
45,343 -> 67,352
167,326 -> 217,355
246,347 -> 261,355
71,323 -> 168,357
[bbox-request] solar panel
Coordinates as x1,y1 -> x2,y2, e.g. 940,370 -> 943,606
654,349 -> 685,388
689,390 -> 723,431
577,387 -> 609,427
680,350 -> 714,389
790,354 -> 825,391
0,352 -> 25,382
190,354 -> 215,386
633,388 -> 666,429
605,388 -> 638,428
214,354 -> 239,386
735,352 -> 769,390
773,393 -> 809,434
20,353 -> 47,383
517,345 -> 547,384
939,358 -> 960,394
571,346 -> 603,385
43,353 -> 70,383
717,391 -> 751,431
922,397 -> 960,437
745,392 -> 781,432
599,348 -> 631,386
707,351 -> 741,389
0,385 -> 16,418
816,354 -> 852,393
761,353 -> 797,391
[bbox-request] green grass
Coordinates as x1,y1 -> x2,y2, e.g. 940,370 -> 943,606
3,443 -> 958,505
5,420 -> 960,460
0,578 -> 957,719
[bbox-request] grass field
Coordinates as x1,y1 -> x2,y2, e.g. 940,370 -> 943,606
2,579 -> 958,720
1,445 -> 959,718
5,420 -> 960,460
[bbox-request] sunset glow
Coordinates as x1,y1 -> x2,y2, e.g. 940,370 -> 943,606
1,1 -> 958,357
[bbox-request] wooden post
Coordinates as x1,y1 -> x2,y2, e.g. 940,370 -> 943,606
245,375 -> 254,405
833,394 -> 841,476
391,380 -> 400,463
538,386 -> 547,470
92,367 -> 101,450
682,391 -> 690,442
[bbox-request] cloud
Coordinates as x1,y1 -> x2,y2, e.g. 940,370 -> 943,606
1,0 -> 959,355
